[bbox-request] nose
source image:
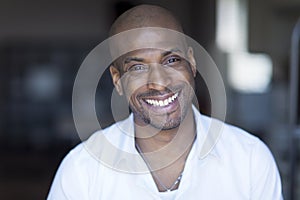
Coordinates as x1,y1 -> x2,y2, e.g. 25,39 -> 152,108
147,64 -> 172,90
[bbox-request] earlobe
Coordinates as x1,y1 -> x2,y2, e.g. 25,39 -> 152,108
187,47 -> 197,77
109,65 -> 123,95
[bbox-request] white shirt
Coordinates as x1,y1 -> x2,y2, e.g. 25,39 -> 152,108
47,107 -> 283,200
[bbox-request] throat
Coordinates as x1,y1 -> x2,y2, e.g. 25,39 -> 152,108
134,106 -> 196,189
135,135 -> 196,193
153,129 -> 178,143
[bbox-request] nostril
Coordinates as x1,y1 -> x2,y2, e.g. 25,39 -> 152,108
146,82 -> 169,91
147,64 -> 171,88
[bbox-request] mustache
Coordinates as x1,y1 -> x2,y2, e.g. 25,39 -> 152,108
137,85 -> 183,98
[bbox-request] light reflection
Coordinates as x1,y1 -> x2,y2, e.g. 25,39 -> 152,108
228,53 -> 272,93
216,0 -> 272,93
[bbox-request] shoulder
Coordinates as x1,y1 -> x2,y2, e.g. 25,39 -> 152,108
47,126 -> 119,199
51,142 -> 99,185
216,122 -> 282,198
221,121 -> 262,148
219,119 -> 273,160
198,114 -> 275,165
47,143 -> 96,199
199,114 -> 261,148
191,110 -> 282,198
221,121 -> 273,160
58,142 -> 94,170
52,115 -> 134,177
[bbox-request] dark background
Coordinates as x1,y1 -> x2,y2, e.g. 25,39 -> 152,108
0,0 -> 299,199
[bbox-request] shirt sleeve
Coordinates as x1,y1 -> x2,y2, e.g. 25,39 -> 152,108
250,140 -> 283,200
47,147 -> 89,200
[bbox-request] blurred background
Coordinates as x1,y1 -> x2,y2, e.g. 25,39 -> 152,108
0,0 -> 299,199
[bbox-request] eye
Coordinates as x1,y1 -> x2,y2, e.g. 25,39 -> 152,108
164,56 -> 181,65
128,64 -> 148,72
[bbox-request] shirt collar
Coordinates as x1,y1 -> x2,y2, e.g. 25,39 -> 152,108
188,106 -> 223,160
120,105 -> 224,160
86,106 -> 224,173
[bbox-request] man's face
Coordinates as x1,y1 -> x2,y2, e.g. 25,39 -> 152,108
110,29 -> 196,130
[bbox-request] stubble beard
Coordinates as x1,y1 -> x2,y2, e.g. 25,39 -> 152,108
132,105 -> 184,130
131,87 -> 193,131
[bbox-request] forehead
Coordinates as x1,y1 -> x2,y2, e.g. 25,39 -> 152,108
109,27 -> 188,61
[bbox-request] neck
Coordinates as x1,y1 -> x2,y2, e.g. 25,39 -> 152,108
134,106 -> 196,191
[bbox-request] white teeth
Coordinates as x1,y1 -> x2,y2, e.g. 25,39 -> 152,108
164,99 -> 168,106
159,100 -> 164,106
145,93 -> 178,107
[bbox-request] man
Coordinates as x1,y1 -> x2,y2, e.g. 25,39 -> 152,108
48,4 -> 283,199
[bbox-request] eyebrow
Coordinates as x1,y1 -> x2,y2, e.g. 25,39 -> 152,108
162,48 -> 183,57
124,57 -> 144,64
123,48 -> 183,64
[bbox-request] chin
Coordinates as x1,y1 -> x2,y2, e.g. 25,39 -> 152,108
149,117 -> 181,130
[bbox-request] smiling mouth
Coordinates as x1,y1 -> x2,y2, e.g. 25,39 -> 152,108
144,92 -> 179,107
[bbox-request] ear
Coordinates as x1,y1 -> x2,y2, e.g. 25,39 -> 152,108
187,47 -> 197,77
109,64 -> 123,95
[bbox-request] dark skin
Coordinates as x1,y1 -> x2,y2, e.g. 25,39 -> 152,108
109,5 -> 197,192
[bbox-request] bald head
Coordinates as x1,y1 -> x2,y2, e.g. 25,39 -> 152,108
109,4 -> 183,36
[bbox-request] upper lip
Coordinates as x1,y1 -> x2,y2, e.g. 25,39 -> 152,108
141,92 -> 177,101
137,85 -> 183,105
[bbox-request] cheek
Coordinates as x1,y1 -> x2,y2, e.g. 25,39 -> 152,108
174,69 -> 195,86
122,75 -> 147,100
186,72 -> 196,86
178,73 -> 196,94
